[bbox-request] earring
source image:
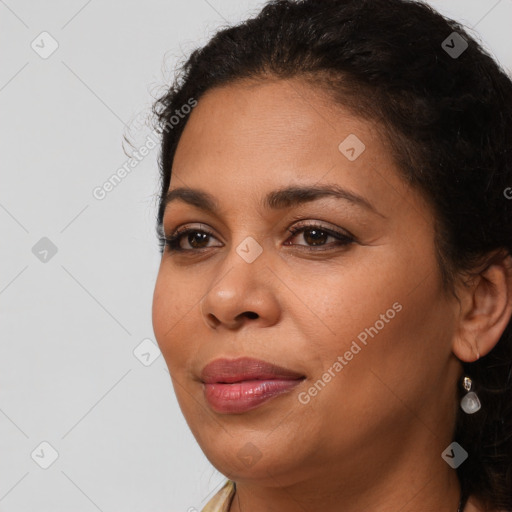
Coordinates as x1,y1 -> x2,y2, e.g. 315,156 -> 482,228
460,376 -> 481,414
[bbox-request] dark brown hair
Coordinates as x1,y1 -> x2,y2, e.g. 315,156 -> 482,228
152,1 -> 512,508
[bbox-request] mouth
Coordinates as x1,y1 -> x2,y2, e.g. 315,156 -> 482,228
200,357 -> 306,414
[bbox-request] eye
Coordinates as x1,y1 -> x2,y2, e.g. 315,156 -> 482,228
158,222 -> 355,254
284,223 -> 355,249
159,225 -> 221,252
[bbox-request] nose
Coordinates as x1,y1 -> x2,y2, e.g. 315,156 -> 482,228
199,254 -> 281,330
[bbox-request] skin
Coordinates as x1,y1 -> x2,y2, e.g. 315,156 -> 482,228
151,78 -> 512,512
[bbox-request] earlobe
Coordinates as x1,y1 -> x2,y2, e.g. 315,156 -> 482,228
452,254 -> 512,363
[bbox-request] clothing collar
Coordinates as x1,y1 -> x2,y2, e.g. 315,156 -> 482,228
201,480 -> 235,512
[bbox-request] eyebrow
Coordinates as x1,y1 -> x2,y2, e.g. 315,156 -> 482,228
162,184 -> 384,218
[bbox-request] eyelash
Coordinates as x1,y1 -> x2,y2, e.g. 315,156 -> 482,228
158,223 -> 355,253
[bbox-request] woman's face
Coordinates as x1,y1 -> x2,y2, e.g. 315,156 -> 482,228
152,78 -> 461,487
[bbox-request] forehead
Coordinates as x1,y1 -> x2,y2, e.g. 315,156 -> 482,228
172,79 -> 385,176
178,78 -> 372,145
167,78 -> 429,225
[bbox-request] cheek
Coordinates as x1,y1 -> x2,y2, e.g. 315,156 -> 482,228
293,244 -> 446,396
152,268 -> 202,370
287,259 -> 399,350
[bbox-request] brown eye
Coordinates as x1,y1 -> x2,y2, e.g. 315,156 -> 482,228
285,223 -> 355,249
186,231 -> 210,249
161,226 -> 222,252
302,228 -> 329,246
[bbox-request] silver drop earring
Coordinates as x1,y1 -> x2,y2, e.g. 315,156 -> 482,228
460,376 -> 481,414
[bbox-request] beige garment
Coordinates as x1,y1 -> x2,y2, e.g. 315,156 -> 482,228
200,481 -> 512,511
201,480 -> 235,512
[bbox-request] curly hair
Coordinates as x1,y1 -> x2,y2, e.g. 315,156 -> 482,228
151,0 -> 512,509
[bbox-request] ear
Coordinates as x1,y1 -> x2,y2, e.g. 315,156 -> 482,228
452,252 -> 512,362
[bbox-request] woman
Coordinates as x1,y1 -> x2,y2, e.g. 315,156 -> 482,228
151,0 -> 512,510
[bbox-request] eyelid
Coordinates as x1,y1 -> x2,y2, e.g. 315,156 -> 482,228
160,219 -> 355,254
287,219 -> 355,238
164,219 -> 353,239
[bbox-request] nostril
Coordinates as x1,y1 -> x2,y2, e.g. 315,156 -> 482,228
244,311 -> 259,320
206,313 -> 221,327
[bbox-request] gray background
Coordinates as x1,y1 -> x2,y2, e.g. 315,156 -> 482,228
0,0 -> 510,510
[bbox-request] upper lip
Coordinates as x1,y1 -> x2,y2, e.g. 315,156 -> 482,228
200,357 -> 305,384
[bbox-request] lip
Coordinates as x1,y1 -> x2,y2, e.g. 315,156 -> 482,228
200,357 -> 305,384
200,357 -> 305,414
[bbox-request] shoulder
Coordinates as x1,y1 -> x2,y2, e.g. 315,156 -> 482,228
201,480 -> 236,512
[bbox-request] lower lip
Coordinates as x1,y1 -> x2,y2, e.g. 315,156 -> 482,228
203,379 -> 304,414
